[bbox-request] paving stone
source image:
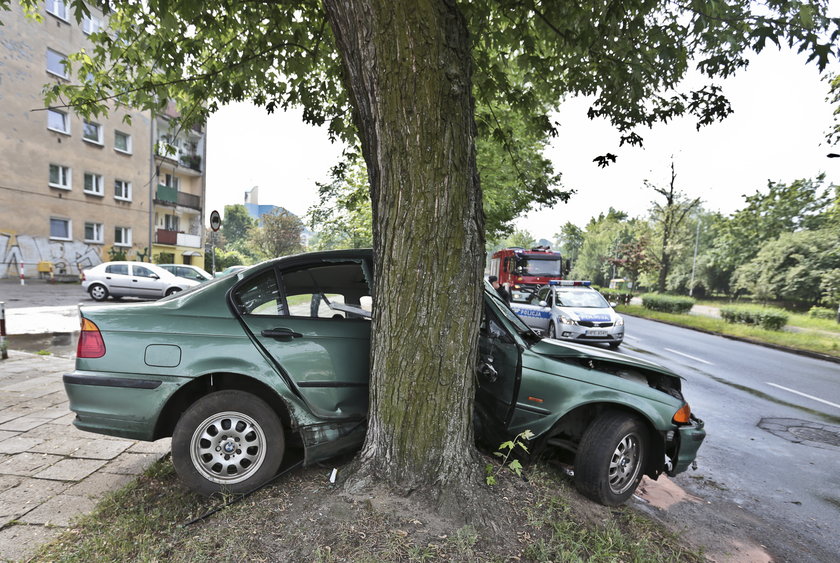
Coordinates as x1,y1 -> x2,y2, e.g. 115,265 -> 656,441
0,436 -> 44,454
65,472 -> 135,500
0,376 -> 63,392
31,436 -> 132,460
0,475 -> 23,494
0,478 -> 69,525
24,422 -> 92,441
19,493 -> 98,526
0,430 -> 20,442
0,415 -> 53,432
0,524 -> 65,561
101,452 -> 163,475
128,437 -> 172,455
34,458 -> 108,481
50,412 -> 76,425
0,452 -> 62,477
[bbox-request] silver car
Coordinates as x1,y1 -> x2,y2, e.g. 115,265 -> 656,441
82,261 -> 200,301
158,264 -> 213,283
510,281 -> 624,348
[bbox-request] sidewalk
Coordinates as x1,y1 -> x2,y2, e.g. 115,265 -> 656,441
0,351 -> 170,561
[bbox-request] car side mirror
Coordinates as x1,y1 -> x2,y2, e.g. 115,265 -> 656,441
609,301 -> 617,308
539,300 -> 548,308
151,274 -> 159,280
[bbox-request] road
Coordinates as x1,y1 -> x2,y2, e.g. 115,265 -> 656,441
620,315 -> 840,562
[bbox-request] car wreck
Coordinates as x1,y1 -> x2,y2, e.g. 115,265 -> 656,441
63,249 -> 705,506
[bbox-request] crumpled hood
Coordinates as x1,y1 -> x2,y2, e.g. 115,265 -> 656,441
529,337 -> 683,381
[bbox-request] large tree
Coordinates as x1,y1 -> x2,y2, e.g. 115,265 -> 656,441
8,0 -> 840,511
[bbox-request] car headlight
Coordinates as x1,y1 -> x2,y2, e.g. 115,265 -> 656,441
615,316 -> 624,327
558,315 -> 577,325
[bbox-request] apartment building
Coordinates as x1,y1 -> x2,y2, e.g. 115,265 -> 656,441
0,1 -> 206,278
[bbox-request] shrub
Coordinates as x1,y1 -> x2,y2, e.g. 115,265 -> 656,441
808,306 -> 836,320
598,289 -> 634,306
640,293 -> 695,314
720,305 -> 789,331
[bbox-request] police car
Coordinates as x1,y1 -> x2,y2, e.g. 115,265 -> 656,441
510,281 -> 624,348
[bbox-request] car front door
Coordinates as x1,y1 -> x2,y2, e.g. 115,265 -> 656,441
130,264 -> 165,298
475,294 -> 522,442
233,259 -> 372,420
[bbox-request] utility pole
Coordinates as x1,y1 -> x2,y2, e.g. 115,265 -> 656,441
689,218 -> 701,297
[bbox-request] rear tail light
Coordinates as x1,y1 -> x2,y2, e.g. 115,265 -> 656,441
672,403 -> 692,425
77,317 -> 106,358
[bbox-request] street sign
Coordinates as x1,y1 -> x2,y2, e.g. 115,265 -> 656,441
210,210 -> 221,232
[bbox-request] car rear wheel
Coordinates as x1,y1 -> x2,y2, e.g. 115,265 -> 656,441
574,411 -> 648,506
88,283 -> 109,301
548,323 -> 557,339
172,390 -> 285,496
165,287 -> 181,297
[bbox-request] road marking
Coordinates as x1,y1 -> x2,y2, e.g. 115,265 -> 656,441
766,382 -> 840,410
664,348 -> 714,365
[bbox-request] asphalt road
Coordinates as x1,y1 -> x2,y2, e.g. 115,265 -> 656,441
620,315 -> 840,562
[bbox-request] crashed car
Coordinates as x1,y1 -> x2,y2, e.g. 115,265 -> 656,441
63,250 -> 704,506
511,280 -> 624,349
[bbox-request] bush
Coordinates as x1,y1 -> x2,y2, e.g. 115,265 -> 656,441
719,305 -> 789,331
640,294 -> 695,314
808,306 -> 836,320
599,288 -> 634,306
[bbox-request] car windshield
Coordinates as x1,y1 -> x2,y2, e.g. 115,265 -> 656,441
517,257 -> 562,276
554,289 -> 610,308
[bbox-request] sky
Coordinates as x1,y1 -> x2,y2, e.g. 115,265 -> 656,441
204,46 -> 840,244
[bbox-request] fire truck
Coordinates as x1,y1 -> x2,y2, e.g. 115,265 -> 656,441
489,246 -> 567,300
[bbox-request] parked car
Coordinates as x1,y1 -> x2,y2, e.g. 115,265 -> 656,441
511,281 -> 624,349
214,265 -> 247,277
158,264 -> 213,283
81,261 -> 200,301
64,250 -> 704,505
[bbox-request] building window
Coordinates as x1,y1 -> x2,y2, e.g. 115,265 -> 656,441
46,49 -> 68,78
83,172 -> 104,196
45,0 -> 68,21
50,217 -> 71,241
82,121 -> 103,144
49,164 -> 71,190
84,222 -> 104,243
82,14 -> 100,34
114,226 -> 132,247
114,179 -> 131,201
163,214 -> 180,231
114,131 -> 132,154
47,109 -> 69,134
163,173 -> 180,190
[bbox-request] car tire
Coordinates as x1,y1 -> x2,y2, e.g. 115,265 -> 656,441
574,411 -> 648,506
609,341 -> 621,350
88,283 -> 109,302
548,323 -> 557,339
165,287 -> 181,297
172,390 -> 285,496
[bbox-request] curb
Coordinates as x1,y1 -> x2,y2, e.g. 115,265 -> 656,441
621,312 -> 840,365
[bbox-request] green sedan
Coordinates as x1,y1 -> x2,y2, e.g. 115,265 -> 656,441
63,249 -> 705,506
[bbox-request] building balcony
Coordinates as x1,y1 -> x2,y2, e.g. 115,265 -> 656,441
154,230 -> 202,248
155,229 -> 179,245
177,233 -> 202,248
154,185 -> 202,210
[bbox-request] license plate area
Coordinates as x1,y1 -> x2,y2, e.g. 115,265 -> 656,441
587,330 -> 608,337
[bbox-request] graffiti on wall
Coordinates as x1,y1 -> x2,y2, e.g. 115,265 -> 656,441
0,233 -> 103,278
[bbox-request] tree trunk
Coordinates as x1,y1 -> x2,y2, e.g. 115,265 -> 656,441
323,0 -> 486,504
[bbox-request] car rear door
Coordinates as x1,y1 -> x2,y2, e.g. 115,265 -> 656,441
130,264 -> 165,298
510,287 -> 551,333
102,263 -> 131,296
232,258 -> 372,420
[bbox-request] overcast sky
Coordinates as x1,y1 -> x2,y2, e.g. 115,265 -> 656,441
205,45 -> 839,243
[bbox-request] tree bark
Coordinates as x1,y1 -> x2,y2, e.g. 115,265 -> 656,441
323,0 -> 486,504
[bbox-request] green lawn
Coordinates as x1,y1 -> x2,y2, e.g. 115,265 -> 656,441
618,304 -> 840,359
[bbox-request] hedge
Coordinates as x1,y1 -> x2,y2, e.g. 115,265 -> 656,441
640,294 -> 695,314
807,306 -> 836,320
598,288 -> 634,305
719,305 -> 789,331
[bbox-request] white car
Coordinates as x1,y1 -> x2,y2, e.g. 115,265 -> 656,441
158,264 -> 213,283
510,281 -> 625,349
82,261 -> 200,301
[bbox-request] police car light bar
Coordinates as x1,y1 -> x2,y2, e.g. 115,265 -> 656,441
549,280 -> 591,286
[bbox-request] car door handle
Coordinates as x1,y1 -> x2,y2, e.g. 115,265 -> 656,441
261,328 -> 303,340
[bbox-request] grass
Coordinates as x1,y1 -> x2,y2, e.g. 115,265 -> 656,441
30,457 -> 703,562
618,304 -> 840,358
694,300 -> 840,334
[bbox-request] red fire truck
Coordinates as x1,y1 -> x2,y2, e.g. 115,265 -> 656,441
489,246 -> 567,300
